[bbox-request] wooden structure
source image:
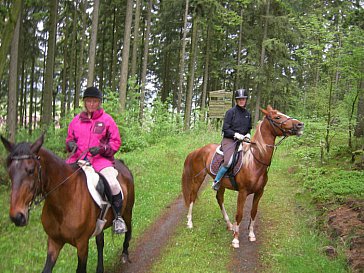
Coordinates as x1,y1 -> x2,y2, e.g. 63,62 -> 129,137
208,90 -> 232,119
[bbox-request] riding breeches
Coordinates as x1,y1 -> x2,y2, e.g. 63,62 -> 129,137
100,167 -> 120,195
221,137 -> 236,168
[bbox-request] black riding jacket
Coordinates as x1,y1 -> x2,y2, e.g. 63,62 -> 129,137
222,105 -> 252,139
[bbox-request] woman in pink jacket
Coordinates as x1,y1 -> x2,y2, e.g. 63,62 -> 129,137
66,86 -> 126,234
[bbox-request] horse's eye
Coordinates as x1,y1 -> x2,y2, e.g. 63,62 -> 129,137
275,116 -> 281,120
26,168 -> 35,175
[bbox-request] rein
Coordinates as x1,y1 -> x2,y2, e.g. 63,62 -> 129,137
244,116 -> 291,169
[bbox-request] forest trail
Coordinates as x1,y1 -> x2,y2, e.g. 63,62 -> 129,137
113,190 -> 261,273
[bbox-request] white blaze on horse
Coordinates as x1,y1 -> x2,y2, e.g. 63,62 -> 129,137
181,105 -> 304,248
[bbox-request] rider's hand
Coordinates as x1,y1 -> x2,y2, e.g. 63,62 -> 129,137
89,146 -> 100,156
67,141 -> 77,152
234,132 -> 245,141
243,133 -> 251,142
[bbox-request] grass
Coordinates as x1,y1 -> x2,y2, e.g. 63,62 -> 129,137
258,139 -> 350,273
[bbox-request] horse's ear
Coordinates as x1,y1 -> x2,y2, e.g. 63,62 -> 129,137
1,135 -> 14,152
260,107 -> 269,116
30,133 -> 45,154
267,105 -> 273,111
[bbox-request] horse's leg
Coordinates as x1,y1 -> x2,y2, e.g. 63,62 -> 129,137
232,190 -> 248,248
182,160 -> 207,229
76,240 -> 89,273
95,232 -> 104,273
215,188 -> 233,230
121,209 -> 133,264
186,201 -> 194,229
248,190 -> 264,242
42,237 -> 64,273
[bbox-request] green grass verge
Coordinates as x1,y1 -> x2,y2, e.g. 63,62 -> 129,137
259,140 -> 350,273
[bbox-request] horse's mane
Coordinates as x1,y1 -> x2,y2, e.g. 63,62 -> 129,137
242,120 -> 267,167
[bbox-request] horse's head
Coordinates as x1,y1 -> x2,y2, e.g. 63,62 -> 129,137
261,105 -> 304,137
1,134 -> 44,226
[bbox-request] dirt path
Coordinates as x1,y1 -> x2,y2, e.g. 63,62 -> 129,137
113,191 -> 260,273
229,194 -> 261,273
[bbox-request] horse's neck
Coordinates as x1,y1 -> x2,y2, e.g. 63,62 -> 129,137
39,149 -> 74,193
252,120 -> 276,157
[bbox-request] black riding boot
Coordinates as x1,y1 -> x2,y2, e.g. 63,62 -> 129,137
111,192 -> 127,234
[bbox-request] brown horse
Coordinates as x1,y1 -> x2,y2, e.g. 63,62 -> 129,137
1,134 -> 135,273
182,105 -> 304,248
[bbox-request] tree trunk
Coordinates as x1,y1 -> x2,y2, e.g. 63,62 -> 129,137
7,5 -> 21,141
76,0 -> 87,109
42,0 -> 58,128
130,0 -> 141,79
234,8 -> 243,90
354,79 -> 364,137
69,4 -> 77,111
201,23 -> 210,121
254,0 -> 270,124
110,7 -> 119,92
119,0 -> 133,112
139,0 -> 152,123
177,0 -> 189,114
0,0 -> 22,78
87,0 -> 100,87
184,14 -> 199,131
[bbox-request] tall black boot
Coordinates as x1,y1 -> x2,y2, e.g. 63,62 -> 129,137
111,193 -> 127,234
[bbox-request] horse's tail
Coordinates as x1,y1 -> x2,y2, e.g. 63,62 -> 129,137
182,153 -> 193,207
181,149 -> 208,207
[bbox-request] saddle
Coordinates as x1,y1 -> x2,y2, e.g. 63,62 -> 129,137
77,160 -> 120,236
210,144 -> 244,177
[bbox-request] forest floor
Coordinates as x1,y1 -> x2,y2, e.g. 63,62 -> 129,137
326,199 -> 364,272
110,195 -> 363,273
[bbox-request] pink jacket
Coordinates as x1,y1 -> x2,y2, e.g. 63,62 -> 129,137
66,108 -> 121,172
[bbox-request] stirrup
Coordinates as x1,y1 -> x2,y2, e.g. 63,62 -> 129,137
212,181 -> 220,191
113,217 -> 127,234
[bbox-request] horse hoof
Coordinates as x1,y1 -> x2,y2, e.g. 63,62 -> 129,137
232,238 -> 240,248
249,236 -> 256,242
187,222 -> 193,229
121,254 -> 130,264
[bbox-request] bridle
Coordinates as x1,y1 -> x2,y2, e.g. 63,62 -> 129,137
266,115 -> 300,138
9,153 -> 82,210
247,114 -> 297,168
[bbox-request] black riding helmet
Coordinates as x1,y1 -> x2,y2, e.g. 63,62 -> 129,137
234,88 -> 249,99
83,86 -> 102,100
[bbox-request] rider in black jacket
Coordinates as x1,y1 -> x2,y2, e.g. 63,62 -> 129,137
212,88 -> 252,191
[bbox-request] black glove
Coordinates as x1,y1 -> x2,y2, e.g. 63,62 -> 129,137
67,141 -> 77,152
89,146 -> 100,156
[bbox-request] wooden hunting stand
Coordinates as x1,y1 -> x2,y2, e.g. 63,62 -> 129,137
208,90 -> 233,128
208,90 -> 232,119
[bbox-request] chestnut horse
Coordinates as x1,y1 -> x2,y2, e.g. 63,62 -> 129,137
182,106 -> 304,248
1,134 -> 135,273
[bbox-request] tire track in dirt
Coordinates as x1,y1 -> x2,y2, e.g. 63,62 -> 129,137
113,191 -> 260,273
114,196 -> 185,273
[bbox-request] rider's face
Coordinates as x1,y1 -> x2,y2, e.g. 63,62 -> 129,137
236,98 -> 247,108
84,97 -> 101,113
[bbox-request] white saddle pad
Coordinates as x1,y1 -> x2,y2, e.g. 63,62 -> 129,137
77,160 -> 107,209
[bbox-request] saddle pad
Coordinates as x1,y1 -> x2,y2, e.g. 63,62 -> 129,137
77,160 -> 105,209
210,150 -> 244,176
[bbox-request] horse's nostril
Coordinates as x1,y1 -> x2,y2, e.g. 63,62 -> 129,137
10,212 -> 27,226
297,123 -> 304,128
